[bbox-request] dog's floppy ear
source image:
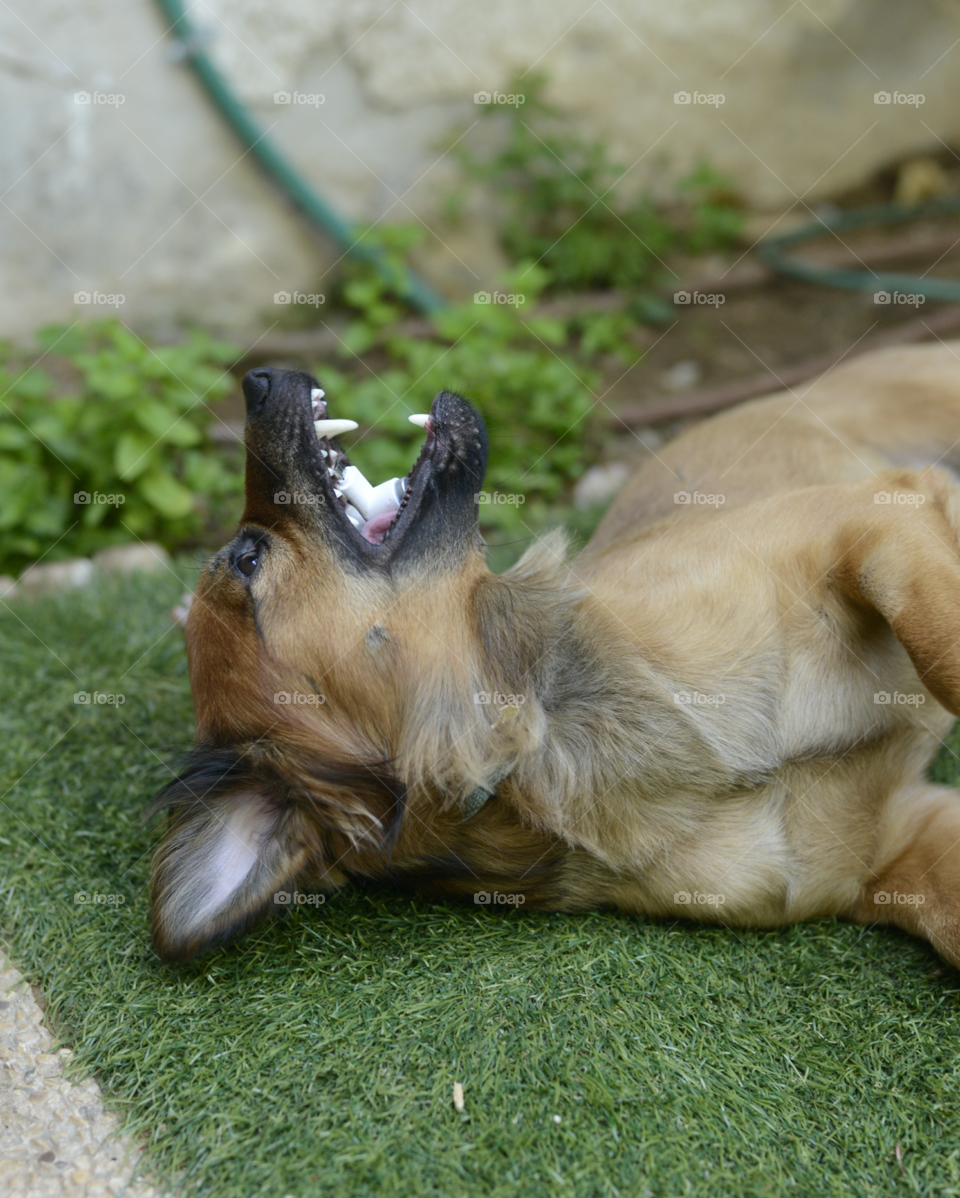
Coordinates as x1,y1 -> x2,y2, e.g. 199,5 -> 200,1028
149,751 -> 312,962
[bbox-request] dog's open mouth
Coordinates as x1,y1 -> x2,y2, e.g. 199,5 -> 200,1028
309,387 -> 436,547
242,367 -> 488,556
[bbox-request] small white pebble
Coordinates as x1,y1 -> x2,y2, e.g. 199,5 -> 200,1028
453,1082 -> 465,1111
552,1114 -> 562,1124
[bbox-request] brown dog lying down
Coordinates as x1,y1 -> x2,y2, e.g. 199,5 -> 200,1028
151,341 -> 960,965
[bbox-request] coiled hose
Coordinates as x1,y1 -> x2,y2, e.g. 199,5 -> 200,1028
756,195 -> 960,301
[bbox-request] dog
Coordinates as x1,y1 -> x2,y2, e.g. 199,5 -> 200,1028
151,342 -> 960,967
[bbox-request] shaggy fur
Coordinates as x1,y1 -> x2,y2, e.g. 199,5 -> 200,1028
151,344 -> 960,967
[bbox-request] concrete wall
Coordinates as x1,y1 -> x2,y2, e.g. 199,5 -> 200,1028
2,0 -> 959,336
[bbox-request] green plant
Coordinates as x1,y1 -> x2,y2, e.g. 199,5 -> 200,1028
457,78 -> 744,292
0,321 -> 242,575
324,243 -> 601,546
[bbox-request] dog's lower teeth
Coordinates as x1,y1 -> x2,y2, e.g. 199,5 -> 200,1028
344,504 -> 364,528
408,414 -> 430,429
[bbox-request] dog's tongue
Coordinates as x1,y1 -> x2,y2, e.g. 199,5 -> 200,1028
360,509 -> 400,544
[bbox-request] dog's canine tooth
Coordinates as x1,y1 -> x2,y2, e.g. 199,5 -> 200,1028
315,419 -> 358,438
408,414 -> 430,429
311,388 -> 325,401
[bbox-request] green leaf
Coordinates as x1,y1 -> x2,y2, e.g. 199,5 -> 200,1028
137,471 -> 194,519
115,432 -> 155,481
134,400 -> 201,446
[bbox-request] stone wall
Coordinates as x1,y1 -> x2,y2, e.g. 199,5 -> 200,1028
2,0 -> 959,335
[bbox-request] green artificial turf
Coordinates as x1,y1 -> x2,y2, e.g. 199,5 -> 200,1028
3,565 -> 960,1198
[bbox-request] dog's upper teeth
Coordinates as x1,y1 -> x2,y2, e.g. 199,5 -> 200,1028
315,419 -> 358,438
408,414 -> 430,429
311,388 -> 325,401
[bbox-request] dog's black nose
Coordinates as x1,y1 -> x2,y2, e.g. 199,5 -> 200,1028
241,368 -> 273,416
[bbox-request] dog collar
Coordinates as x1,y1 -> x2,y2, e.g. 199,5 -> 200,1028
460,787 -> 494,821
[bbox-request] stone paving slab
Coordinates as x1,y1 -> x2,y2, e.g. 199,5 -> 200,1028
0,951 -> 162,1197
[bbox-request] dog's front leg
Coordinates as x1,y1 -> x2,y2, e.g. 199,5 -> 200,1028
828,468 -> 960,717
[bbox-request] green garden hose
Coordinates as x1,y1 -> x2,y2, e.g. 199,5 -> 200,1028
156,0 -> 959,311
756,195 -> 960,301
155,0 -> 446,314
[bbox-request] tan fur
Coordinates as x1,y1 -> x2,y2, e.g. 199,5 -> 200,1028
151,343 -> 960,967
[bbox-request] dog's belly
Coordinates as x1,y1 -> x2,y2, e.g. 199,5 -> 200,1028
598,709 -> 952,929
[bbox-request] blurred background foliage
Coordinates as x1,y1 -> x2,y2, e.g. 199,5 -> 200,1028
0,78 -> 745,575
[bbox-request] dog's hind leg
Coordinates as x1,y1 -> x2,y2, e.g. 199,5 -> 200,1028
850,782 -> 960,968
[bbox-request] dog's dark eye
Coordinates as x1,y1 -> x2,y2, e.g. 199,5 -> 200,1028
235,550 -> 260,577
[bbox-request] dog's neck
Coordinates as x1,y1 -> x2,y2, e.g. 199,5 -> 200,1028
471,537 -> 731,858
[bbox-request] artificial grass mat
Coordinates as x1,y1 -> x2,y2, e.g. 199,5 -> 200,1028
3,566 -> 960,1198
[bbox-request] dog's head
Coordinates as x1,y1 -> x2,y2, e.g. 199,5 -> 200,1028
150,368 -> 569,961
